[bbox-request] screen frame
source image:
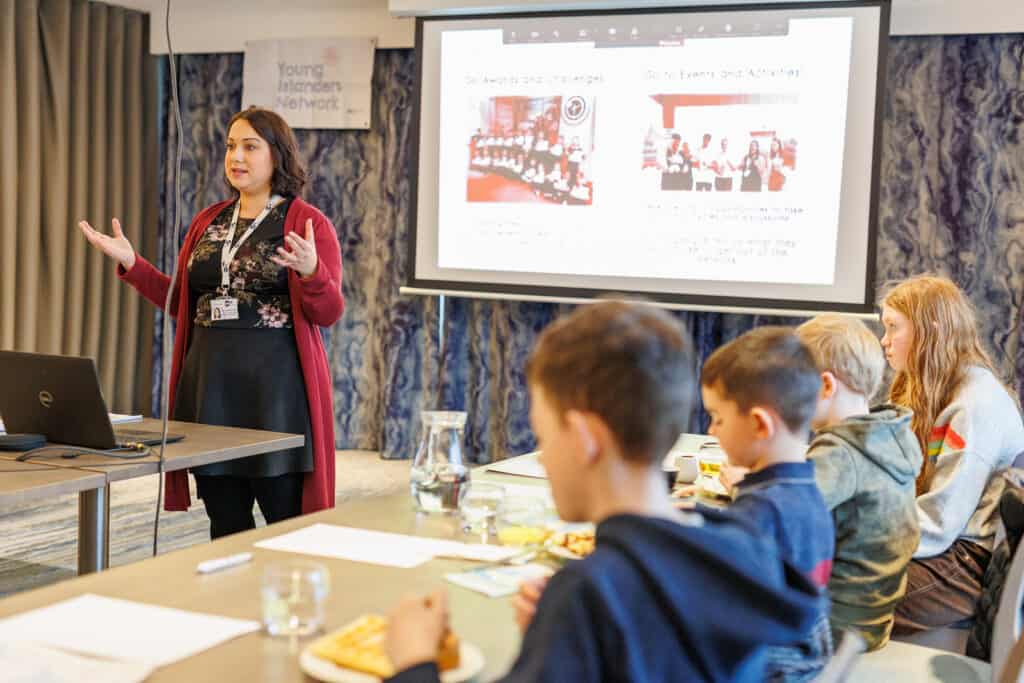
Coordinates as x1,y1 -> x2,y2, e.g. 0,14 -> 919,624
405,0 -> 890,315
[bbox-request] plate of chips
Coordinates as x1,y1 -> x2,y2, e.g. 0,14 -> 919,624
300,614 -> 485,683
545,529 -> 596,560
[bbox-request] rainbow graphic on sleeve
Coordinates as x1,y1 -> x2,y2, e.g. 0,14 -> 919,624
927,425 -> 966,458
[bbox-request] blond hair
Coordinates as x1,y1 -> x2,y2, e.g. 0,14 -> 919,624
882,274 -> 999,494
795,314 -> 885,399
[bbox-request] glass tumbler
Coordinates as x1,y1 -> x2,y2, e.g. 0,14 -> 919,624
260,560 -> 330,637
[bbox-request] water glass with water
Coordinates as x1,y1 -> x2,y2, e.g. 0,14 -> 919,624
261,560 -> 330,637
460,482 -> 505,536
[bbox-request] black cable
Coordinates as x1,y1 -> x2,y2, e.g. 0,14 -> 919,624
16,445 -> 153,462
154,0 -> 185,558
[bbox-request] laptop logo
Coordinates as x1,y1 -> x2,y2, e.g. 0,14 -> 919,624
38,391 -> 54,409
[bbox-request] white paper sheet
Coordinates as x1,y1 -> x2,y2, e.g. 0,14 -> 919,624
0,413 -> 142,435
445,563 -> 554,598
0,594 -> 260,669
254,523 -> 521,567
109,413 -> 144,425
485,452 -> 547,479
0,641 -> 154,683
431,539 -> 521,562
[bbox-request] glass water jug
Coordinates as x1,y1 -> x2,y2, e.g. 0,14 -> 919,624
410,411 -> 470,513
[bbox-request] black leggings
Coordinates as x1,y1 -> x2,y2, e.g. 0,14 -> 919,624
194,472 -> 305,539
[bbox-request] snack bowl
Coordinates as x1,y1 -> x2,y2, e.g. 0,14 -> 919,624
495,497 -> 552,547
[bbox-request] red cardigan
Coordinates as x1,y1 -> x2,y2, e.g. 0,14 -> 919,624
119,197 -> 344,512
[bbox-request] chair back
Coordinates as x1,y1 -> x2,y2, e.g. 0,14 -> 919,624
999,632 -> 1024,683
994,528 -> 1024,679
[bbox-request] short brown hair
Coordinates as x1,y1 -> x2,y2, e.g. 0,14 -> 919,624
795,314 -> 885,399
225,107 -> 307,197
526,301 -> 696,464
701,326 -> 821,434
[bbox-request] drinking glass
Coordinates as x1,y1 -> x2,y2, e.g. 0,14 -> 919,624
261,560 -> 330,637
460,482 -> 506,537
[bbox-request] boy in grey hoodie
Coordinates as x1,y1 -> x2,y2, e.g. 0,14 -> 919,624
796,315 -> 923,650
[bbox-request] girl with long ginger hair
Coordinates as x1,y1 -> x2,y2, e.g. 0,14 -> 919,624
881,275 -> 1024,634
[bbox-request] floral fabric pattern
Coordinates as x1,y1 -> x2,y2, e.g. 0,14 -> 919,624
188,199 -> 294,329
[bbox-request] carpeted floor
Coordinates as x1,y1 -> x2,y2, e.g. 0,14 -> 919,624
0,451 -> 410,597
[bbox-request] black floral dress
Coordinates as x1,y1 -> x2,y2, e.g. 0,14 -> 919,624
174,199 -> 314,477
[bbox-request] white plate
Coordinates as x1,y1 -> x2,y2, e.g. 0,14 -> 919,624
299,641 -> 485,683
544,527 -> 595,561
698,476 -> 730,498
545,545 -> 584,561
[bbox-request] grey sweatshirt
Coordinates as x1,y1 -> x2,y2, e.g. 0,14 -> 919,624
810,405 -> 922,650
914,366 -> 1024,558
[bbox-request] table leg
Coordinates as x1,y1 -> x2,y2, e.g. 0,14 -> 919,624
78,483 -> 110,574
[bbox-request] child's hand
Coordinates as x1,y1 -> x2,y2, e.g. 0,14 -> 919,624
672,484 -> 699,498
386,590 -> 449,672
719,464 -> 750,492
512,575 -> 549,634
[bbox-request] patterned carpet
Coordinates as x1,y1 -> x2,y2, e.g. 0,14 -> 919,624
0,451 -> 410,597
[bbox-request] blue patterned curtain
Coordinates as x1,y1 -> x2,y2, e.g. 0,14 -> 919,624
881,37 -> 1024,404
156,35 -> 1024,464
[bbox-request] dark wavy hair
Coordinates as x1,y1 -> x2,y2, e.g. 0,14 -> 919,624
224,107 -> 307,198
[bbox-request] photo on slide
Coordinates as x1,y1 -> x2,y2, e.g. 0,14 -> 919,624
640,94 -> 799,194
466,95 -> 596,206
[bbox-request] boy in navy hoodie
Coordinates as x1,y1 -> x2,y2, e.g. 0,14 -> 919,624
383,302 -> 826,683
700,326 -> 836,682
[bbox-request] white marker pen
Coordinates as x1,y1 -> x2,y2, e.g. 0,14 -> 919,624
196,552 -> 253,574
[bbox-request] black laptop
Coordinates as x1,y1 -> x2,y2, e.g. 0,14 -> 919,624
0,351 -> 183,449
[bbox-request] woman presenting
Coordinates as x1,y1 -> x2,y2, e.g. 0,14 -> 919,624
80,107 -> 344,539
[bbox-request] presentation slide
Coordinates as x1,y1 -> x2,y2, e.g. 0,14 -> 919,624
412,4 -> 886,312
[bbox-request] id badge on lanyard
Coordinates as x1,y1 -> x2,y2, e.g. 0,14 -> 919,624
212,194 -> 283,321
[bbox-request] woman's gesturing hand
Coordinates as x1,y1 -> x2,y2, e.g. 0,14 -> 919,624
272,218 -> 318,278
79,218 -> 136,271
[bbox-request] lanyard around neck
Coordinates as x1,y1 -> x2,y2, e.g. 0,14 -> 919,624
220,194 -> 283,292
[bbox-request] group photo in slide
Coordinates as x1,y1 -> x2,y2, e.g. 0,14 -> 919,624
466,95 -> 596,206
641,94 -> 800,194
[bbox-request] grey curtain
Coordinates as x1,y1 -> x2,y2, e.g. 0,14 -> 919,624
0,0 -> 157,412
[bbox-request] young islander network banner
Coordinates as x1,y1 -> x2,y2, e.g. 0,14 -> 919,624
242,37 -> 376,130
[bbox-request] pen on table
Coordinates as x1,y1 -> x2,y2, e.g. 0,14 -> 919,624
196,552 -> 253,574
